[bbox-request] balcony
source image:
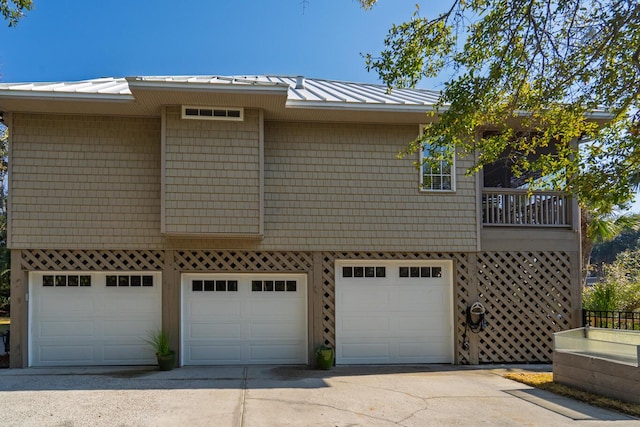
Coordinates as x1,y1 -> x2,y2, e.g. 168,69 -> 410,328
482,188 -> 572,228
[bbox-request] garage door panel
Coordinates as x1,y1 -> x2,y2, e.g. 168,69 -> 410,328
395,316 -> 437,335
30,272 -> 162,367
336,261 -> 453,364
249,323 -> 304,339
189,300 -> 241,319
391,287 -> 447,308
39,320 -> 95,338
39,345 -> 95,364
102,319 -> 154,338
342,343 -> 390,360
103,344 -> 154,362
190,323 -> 241,339
182,273 -> 308,365
341,288 -> 389,310
340,316 -> 389,335
249,343 -> 305,362
398,342 -> 436,358
103,296 -> 159,315
39,294 -> 95,316
189,344 -> 241,363
247,300 -> 302,320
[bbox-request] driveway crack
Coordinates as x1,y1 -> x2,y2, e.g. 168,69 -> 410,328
248,396 -> 407,426
239,367 -> 248,427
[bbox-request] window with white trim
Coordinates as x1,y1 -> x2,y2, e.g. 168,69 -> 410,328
419,127 -> 455,191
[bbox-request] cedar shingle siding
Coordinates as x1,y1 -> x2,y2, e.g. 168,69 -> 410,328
10,113 -> 162,249
163,107 -> 262,236
10,112 -> 477,251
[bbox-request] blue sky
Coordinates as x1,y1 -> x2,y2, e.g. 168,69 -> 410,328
0,0 -> 434,86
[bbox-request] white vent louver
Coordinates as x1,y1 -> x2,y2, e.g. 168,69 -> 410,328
181,106 -> 244,121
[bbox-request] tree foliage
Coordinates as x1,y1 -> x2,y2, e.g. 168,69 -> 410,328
591,228 -> 640,267
583,248 -> 640,311
582,211 -> 640,282
361,0 -> 640,211
0,0 -> 32,26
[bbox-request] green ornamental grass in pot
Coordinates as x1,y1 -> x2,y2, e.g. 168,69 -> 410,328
146,330 -> 176,371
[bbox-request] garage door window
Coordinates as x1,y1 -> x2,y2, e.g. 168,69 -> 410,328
42,274 -> 92,287
252,280 -> 297,292
106,275 -> 154,287
399,266 -> 442,278
191,280 -> 238,292
342,266 -> 386,278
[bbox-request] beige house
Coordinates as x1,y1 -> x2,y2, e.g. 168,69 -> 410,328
0,75 -> 581,368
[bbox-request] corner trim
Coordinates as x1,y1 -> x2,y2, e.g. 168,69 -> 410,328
160,106 -> 167,234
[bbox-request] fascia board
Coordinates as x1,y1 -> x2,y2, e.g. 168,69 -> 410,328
127,78 -> 290,96
285,99 -> 445,113
512,109 -> 614,120
0,90 -> 134,102
584,111 -> 614,120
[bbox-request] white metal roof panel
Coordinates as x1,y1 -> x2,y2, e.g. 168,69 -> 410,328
0,75 -> 442,110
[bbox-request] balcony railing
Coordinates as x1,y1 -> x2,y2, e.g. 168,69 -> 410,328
482,188 -> 571,227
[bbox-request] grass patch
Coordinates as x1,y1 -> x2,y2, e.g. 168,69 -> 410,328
504,372 -> 640,418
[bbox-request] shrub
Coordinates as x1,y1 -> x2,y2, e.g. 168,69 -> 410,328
584,248 -> 640,312
583,282 -> 622,311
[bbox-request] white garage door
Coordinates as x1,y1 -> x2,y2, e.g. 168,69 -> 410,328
181,273 -> 308,365
336,260 -> 453,364
29,272 -> 162,367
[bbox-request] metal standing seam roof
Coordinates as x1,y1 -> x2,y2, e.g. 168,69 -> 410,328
0,75 -> 443,109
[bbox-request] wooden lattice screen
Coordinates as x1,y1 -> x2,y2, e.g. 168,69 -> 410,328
174,251 -> 313,272
476,251 -> 573,362
21,249 -> 164,271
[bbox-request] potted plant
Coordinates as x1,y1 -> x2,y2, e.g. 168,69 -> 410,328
315,345 -> 334,370
146,329 -> 176,371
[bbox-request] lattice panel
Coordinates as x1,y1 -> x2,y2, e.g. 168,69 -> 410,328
321,252 -> 473,363
175,251 -> 313,272
476,251 -> 573,363
21,250 -> 164,271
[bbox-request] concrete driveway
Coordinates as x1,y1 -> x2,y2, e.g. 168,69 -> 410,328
0,364 -> 637,426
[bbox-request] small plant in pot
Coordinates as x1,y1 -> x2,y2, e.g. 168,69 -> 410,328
315,345 -> 334,370
146,329 -> 176,371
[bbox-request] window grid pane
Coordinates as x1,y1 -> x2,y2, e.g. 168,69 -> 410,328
421,142 -> 453,191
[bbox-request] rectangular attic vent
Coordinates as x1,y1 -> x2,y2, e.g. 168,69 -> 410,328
182,106 -> 244,121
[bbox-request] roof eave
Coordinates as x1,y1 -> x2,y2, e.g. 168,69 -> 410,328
0,90 -> 134,103
285,100 -> 444,113
126,77 -> 290,96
